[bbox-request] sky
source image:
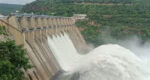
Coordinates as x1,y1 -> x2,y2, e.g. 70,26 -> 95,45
0,0 -> 35,5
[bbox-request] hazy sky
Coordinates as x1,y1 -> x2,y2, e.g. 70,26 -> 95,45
0,0 -> 35,5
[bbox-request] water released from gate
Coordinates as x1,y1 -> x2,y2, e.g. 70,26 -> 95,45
48,33 -> 150,80
48,33 -> 82,71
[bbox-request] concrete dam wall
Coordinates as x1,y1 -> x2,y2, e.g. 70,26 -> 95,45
0,13 -> 87,80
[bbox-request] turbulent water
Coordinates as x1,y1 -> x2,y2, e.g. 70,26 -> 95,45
48,33 -> 150,80
48,33 -> 82,71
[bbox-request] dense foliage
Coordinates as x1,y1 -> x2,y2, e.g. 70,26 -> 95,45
36,0 -> 135,4
23,0 -> 150,46
0,26 -> 31,80
0,3 -> 22,15
0,26 -> 7,35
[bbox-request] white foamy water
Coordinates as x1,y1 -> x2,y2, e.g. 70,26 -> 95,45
48,33 -> 150,80
48,33 -> 82,71
73,44 -> 150,80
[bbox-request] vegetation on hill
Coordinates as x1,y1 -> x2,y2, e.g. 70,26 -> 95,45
0,26 -> 31,80
35,0 -> 135,4
22,0 -> 150,46
0,3 -> 22,15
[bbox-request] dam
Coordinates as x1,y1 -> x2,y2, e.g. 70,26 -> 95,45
1,13 -> 150,80
0,13 -> 87,80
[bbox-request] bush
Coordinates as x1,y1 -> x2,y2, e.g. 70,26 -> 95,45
0,26 -> 7,35
0,35 -> 31,80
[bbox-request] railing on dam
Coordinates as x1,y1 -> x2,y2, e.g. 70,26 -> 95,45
0,13 -> 87,80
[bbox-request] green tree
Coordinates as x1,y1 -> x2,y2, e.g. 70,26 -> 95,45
0,26 -> 31,80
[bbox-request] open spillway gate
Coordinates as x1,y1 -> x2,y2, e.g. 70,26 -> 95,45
0,13 -> 87,80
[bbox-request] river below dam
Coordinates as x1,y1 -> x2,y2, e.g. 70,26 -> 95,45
48,33 -> 150,80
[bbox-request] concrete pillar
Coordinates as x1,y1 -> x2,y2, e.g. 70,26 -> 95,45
30,17 -> 36,28
56,18 -> 62,34
43,17 -> 49,27
52,18 -> 57,35
16,17 -> 23,30
48,18 -> 53,28
20,16 -> 29,29
41,17 -> 48,37
35,30 -> 41,40
35,17 -> 42,40
59,18 -> 62,26
47,18 -> 54,35
7,16 -> 20,29
41,18 -> 44,28
69,18 -> 74,25
37,17 -> 42,28
63,19 -> 67,31
27,32 -> 34,42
